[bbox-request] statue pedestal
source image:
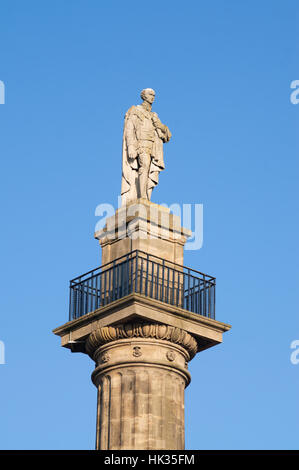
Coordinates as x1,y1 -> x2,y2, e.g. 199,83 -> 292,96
95,199 -> 191,266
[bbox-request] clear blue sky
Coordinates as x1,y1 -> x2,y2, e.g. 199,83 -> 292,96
0,0 -> 298,450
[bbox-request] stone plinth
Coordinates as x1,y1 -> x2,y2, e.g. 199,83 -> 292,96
95,199 -> 192,266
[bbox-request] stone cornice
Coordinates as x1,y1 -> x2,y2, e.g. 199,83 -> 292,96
53,292 -> 231,339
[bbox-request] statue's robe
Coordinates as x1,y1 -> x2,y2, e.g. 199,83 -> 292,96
121,105 -> 167,204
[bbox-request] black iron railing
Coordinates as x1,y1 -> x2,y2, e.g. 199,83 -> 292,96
69,250 -> 216,321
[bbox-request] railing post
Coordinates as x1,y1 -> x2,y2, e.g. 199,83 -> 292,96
156,263 -> 160,300
203,275 -> 206,317
112,260 -> 116,302
213,280 -> 216,320
125,255 -> 129,296
135,251 -> 139,293
161,259 -> 165,303
95,275 -> 98,310
145,254 -> 149,297
139,257 -> 144,294
187,269 -> 190,311
171,268 -> 174,305
69,282 -> 73,321
176,271 -> 180,307
166,267 -> 170,304
80,278 -> 84,319
103,270 -> 107,306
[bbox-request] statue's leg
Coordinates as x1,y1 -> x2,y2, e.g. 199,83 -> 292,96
147,187 -> 153,200
138,150 -> 151,199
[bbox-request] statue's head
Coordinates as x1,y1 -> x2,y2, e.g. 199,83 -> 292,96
140,88 -> 155,105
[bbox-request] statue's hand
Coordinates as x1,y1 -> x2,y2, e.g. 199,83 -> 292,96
152,114 -> 171,142
128,145 -> 137,160
164,127 -> 172,142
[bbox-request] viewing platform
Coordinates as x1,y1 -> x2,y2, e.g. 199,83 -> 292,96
69,250 -> 216,322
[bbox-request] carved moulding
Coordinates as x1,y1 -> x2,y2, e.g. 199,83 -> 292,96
85,322 -> 198,359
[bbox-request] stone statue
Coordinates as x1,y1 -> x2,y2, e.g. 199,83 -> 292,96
121,89 -> 172,204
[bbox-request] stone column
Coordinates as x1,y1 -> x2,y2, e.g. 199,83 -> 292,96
85,322 -> 197,450
53,200 -> 231,449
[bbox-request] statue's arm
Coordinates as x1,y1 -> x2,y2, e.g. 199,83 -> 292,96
151,113 -> 172,142
124,112 -> 138,160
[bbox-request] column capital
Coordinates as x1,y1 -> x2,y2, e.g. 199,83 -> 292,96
86,321 -> 198,360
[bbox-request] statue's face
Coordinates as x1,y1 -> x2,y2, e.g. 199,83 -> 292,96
144,89 -> 155,104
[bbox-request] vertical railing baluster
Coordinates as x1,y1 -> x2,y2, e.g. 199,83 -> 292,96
95,274 -> 98,309
86,281 -> 88,315
166,267 -> 169,303
89,278 -> 92,313
150,261 -> 154,299
191,276 -> 195,312
116,262 -> 119,300
120,262 -> 123,298
115,261 -> 117,301
213,281 -> 216,319
108,266 -> 112,303
130,254 -> 133,294
171,268 -> 174,305
161,259 -> 165,303
80,281 -> 85,316
145,254 -> 149,297
79,279 -> 83,317
103,270 -> 107,306
112,265 -> 114,302
80,282 -> 83,317
187,269 -> 190,310
72,283 -> 75,320
176,271 -> 180,306
92,277 -> 94,311
196,278 -> 200,314
208,282 -> 212,318
203,275 -> 206,316
75,285 -> 78,319
126,255 -> 129,296
91,277 -> 94,311
91,276 -> 93,312
183,273 -> 186,310
98,272 -> 102,308
69,282 -> 72,321
156,263 -> 159,300
139,257 -> 143,294
86,280 -> 88,314
135,252 -> 138,293
90,278 -> 92,312
115,263 -> 118,300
